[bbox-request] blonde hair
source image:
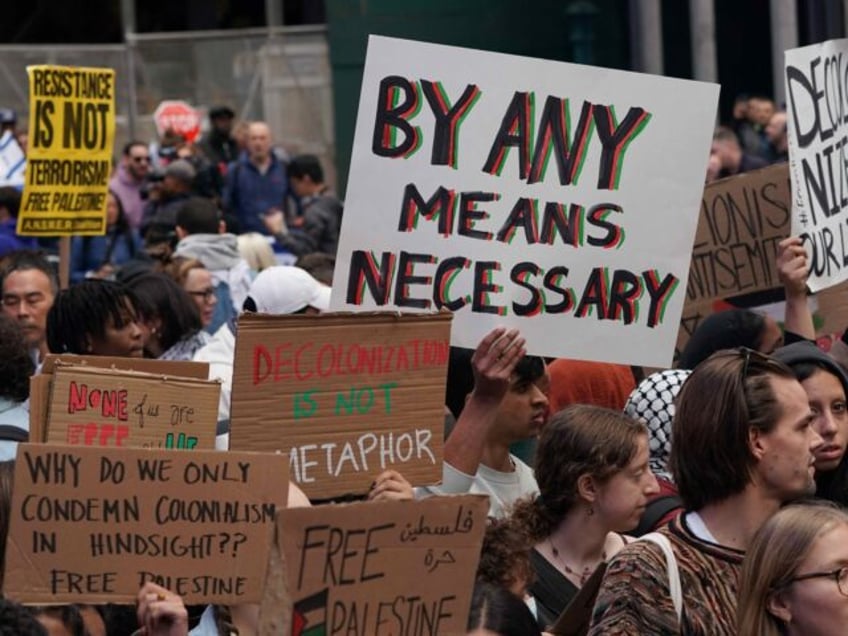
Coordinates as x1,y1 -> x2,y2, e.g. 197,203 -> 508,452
737,501 -> 848,635
237,232 -> 276,272
163,256 -> 206,288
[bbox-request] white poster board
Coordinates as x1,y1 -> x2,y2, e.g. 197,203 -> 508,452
786,39 -> 848,292
331,36 -> 719,367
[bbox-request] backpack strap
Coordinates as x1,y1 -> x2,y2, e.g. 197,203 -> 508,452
633,495 -> 683,536
640,532 -> 683,624
0,424 -> 29,442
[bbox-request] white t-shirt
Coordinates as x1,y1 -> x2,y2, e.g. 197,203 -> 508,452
193,323 -> 235,450
417,455 -> 539,518
188,605 -> 216,635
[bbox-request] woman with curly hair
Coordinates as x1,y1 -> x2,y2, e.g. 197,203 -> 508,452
0,313 -> 35,459
511,404 -> 659,630
46,280 -> 144,358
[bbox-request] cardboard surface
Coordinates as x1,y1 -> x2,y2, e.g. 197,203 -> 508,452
4,444 -> 288,604
31,356 -> 209,445
273,495 -> 488,636
230,312 -> 451,499
41,354 -> 209,378
17,65 -> 116,237
686,164 -> 790,305
45,365 -> 220,450
330,35 -> 720,367
29,375 -> 50,443
816,280 -> 848,339
786,38 -> 848,292
674,165 -> 791,360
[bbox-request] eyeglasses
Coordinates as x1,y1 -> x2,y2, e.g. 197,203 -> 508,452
740,346 -> 754,379
131,155 -> 150,163
785,567 -> 848,597
739,346 -> 773,380
188,288 -> 216,302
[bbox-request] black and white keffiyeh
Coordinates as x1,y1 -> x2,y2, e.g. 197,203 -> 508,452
623,369 -> 691,482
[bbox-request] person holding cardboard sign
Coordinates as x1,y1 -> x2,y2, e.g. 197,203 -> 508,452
418,326 -> 548,518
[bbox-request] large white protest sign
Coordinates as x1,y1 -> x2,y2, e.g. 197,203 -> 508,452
330,36 -> 719,367
786,40 -> 848,292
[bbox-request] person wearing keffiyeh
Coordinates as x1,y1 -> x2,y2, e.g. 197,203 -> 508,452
624,369 -> 691,483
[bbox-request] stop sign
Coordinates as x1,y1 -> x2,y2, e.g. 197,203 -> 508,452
153,100 -> 201,143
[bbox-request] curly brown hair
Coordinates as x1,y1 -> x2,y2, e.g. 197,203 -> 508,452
512,404 -> 646,542
0,314 -> 33,402
476,516 -> 534,593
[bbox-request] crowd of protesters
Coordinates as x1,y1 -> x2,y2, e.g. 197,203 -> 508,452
0,91 -> 846,636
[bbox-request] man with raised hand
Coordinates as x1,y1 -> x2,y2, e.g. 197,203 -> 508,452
420,327 -> 549,517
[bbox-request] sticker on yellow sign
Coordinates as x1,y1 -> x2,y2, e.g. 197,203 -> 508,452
17,65 -> 116,237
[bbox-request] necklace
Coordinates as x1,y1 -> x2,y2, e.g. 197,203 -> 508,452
549,539 -> 606,586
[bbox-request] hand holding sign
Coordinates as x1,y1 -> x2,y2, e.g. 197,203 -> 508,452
136,582 -> 189,636
470,327 -> 526,402
778,235 -> 816,340
368,469 -> 414,502
777,236 -> 810,297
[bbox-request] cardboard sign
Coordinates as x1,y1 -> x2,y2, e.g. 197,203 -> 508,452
273,495 -> 488,636
0,130 -> 25,187
786,39 -> 848,292
686,164 -> 790,305
675,297 -> 718,363
330,36 -> 720,367
230,312 -> 450,499
30,355 -> 210,444
45,365 -> 220,450
41,354 -> 210,378
17,65 -> 116,236
818,279 -> 848,338
674,164 -> 792,360
4,444 -> 288,604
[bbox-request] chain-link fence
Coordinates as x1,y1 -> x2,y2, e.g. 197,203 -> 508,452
0,25 -> 336,185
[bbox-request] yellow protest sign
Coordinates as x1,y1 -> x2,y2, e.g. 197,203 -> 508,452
17,65 -> 116,237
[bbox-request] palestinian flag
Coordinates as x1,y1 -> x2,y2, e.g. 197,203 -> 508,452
292,588 -> 329,636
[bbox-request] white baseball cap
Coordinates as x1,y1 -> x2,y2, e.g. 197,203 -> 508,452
245,265 -> 331,314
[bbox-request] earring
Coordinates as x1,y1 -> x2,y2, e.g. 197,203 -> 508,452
587,505 -> 594,517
